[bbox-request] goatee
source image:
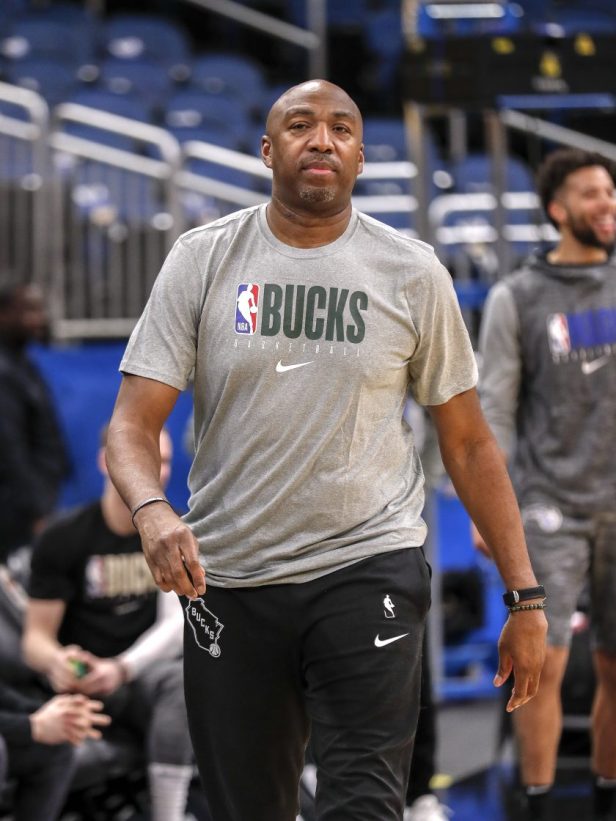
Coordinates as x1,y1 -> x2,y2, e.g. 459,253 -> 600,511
299,187 -> 336,204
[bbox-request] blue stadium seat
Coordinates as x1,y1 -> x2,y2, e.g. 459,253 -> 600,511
189,54 -> 266,115
19,1 -> 96,26
362,117 -> 409,163
164,90 -> 250,150
357,117 -> 445,199
99,57 -> 176,115
1,18 -> 95,65
5,58 -> 79,108
451,153 -> 535,195
0,0 -> 22,33
101,14 -> 192,80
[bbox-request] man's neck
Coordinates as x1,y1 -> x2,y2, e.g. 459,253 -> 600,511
266,199 -> 352,248
100,485 -> 135,536
547,237 -> 608,266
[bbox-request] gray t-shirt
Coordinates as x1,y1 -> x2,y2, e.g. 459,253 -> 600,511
121,205 -> 477,587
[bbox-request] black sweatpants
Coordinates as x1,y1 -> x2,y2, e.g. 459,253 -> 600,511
183,547 -> 431,821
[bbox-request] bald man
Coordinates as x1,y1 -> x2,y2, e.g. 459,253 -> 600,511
106,81 -> 546,821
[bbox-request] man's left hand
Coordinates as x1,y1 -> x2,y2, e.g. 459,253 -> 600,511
79,656 -> 126,697
493,610 -> 547,712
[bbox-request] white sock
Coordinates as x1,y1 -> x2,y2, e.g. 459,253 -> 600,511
148,762 -> 193,821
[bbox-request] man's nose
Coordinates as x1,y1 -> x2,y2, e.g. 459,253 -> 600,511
308,122 -> 333,152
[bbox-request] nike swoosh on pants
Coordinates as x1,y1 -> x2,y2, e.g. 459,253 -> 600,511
374,633 -> 410,648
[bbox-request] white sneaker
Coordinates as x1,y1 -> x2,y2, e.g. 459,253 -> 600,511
403,793 -> 453,821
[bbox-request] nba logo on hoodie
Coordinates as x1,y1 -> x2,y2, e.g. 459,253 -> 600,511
235,283 -> 260,335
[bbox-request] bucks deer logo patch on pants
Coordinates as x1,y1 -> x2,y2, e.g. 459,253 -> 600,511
185,599 -> 224,658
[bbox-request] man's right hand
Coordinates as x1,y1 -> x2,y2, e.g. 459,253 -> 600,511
47,645 -> 92,693
133,503 -> 206,598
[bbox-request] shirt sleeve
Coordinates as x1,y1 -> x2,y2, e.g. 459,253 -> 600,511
117,590 -> 183,678
477,280 -> 521,456
407,255 -> 478,406
0,682 -> 39,744
120,236 -> 205,390
28,520 -> 76,603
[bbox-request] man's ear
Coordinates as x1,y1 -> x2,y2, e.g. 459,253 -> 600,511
548,199 -> 565,227
261,136 -> 272,168
97,446 -> 109,478
357,144 -> 365,176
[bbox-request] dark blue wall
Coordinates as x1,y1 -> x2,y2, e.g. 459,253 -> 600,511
31,342 -> 194,514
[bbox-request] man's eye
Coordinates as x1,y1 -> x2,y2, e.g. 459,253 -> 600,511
290,123 -> 307,131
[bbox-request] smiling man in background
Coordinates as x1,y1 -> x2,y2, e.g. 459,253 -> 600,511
475,147 -> 616,821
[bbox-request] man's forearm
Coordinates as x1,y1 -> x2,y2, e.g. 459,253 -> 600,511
106,374 -> 180,513
106,423 -> 166,513
23,629 -> 62,676
442,435 -> 538,591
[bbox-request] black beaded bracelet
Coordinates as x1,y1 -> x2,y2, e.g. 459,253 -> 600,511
507,602 -> 546,613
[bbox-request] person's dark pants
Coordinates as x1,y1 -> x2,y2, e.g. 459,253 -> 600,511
183,547 -> 431,821
406,628 -> 437,805
101,656 -> 193,767
4,734 -> 75,821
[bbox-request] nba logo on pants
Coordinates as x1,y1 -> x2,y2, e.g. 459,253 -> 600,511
235,283 -> 260,335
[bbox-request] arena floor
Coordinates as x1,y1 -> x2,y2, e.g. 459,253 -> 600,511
433,697 -> 594,820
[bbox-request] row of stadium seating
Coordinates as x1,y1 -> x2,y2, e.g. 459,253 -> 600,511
3,1 -> 616,107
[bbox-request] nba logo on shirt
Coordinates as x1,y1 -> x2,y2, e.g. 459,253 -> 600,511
547,313 -> 571,355
235,283 -> 259,335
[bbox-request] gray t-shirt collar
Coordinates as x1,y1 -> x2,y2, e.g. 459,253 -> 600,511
257,203 -> 359,259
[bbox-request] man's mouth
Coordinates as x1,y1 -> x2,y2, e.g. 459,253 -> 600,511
593,216 -> 616,236
302,159 -> 337,173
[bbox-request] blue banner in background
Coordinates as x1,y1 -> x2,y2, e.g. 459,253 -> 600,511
30,342 -> 193,514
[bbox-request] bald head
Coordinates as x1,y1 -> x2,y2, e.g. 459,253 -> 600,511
261,78 -> 364,219
265,80 -> 363,139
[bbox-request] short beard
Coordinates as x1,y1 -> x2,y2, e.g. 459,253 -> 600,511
299,186 -> 336,204
570,219 -> 615,255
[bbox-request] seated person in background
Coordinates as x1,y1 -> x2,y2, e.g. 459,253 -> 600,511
0,680 -> 109,821
0,282 -> 71,561
22,425 -> 195,821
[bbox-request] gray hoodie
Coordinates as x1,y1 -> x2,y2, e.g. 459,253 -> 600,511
479,251 -> 616,513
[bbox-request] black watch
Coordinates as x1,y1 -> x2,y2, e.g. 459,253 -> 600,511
502,585 -> 546,607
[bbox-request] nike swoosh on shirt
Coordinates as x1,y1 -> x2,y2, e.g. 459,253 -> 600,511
581,355 -> 611,375
374,633 -> 410,648
275,360 -> 314,373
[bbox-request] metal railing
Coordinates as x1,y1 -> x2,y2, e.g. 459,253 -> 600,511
0,81 -> 50,287
429,190 -> 558,268
48,104 -> 183,339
